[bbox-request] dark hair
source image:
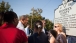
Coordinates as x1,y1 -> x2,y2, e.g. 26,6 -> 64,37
34,20 -> 43,30
4,11 -> 18,23
0,12 -> 4,19
0,12 -> 4,26
50,30 -> 57,38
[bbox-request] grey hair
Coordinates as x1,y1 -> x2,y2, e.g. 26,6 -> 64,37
19,15 -> 28,20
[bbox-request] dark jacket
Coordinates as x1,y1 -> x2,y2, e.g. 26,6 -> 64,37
28,32 -> 49,43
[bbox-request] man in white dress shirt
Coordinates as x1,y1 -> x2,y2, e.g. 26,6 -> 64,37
17,15 -> 29,32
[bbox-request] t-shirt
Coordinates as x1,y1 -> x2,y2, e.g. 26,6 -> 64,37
28,32 -> 49,43
0,23 -> 28,43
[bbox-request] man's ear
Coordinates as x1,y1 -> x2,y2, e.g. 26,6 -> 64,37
14,18 -> 18,24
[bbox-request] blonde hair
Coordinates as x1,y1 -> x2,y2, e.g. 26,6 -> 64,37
54,23 -> 66,37
55,23 -> 63,32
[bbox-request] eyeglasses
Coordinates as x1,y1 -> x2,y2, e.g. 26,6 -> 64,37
54,26 -> 59,28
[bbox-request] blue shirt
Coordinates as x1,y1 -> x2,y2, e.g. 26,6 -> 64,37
25,26 -> 30,36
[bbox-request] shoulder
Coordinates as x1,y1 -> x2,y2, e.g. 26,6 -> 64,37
61,32 -> 66,37
59,33 -> 66,38
42,32 -> 47,35
17,24 -> 24,31
57,34 -> 67,42
41,32 -> 48,38
28,34 -> 35,43
16,28 -> 27,37
28,35 -> 33,39
16,28 -> 28,40
17,21 -> 24,28
51,36 -> 55,40
16,28 -> 25,34
49,36 -> 56,43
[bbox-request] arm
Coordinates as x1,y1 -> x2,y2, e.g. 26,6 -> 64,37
61,32 -> 66,37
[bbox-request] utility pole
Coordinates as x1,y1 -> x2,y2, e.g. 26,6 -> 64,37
31,7 -> 34,29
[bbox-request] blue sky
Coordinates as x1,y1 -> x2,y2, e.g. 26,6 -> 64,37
0,0 -> 62,21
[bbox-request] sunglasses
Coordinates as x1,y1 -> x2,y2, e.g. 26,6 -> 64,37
54,26 -> 59,28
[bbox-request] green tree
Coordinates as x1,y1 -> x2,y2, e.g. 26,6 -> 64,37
45,19 -> 54,30
0,1 -> 12,12
28,8 -> 43,29
28,7 -> 54,30
0,1 -> 12,26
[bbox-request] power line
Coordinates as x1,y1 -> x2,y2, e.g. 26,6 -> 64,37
42,0 -> 51,9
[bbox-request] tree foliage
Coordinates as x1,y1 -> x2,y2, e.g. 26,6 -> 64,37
0,1 -> 12,12
45,19 -> 54,30
28,8 -> 43,29
0,1 -> 12,26
28,8 -> 53,30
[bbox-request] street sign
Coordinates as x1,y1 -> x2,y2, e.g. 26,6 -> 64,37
54,0 -> 76,36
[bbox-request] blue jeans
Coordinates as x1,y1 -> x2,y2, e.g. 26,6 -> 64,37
67,36 -> 76,43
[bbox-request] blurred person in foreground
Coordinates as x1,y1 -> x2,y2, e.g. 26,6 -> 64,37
28,20 -> 49,43
0,12 -> 4,26
0,11 -> 28,43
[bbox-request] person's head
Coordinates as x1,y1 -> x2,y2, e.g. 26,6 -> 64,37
41,20 -> 46,27
19,15 -> 29,26
34,20 -> 43,33
0,12 -> 4,26
54,23 -> 63,32
50,30 -> 57,38
4,11 -> 18,26
0,12 -> 4,20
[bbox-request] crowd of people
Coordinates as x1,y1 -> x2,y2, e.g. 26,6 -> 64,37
0,11 -> 67,43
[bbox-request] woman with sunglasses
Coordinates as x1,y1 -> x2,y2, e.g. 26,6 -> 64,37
54,23 -> 67,43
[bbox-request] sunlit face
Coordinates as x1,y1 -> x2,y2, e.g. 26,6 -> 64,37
54,24 -> 60,32
42,20 -> 46,27
23,18 -> 29,26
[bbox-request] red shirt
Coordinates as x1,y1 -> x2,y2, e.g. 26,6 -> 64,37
0,23 -> 28,43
